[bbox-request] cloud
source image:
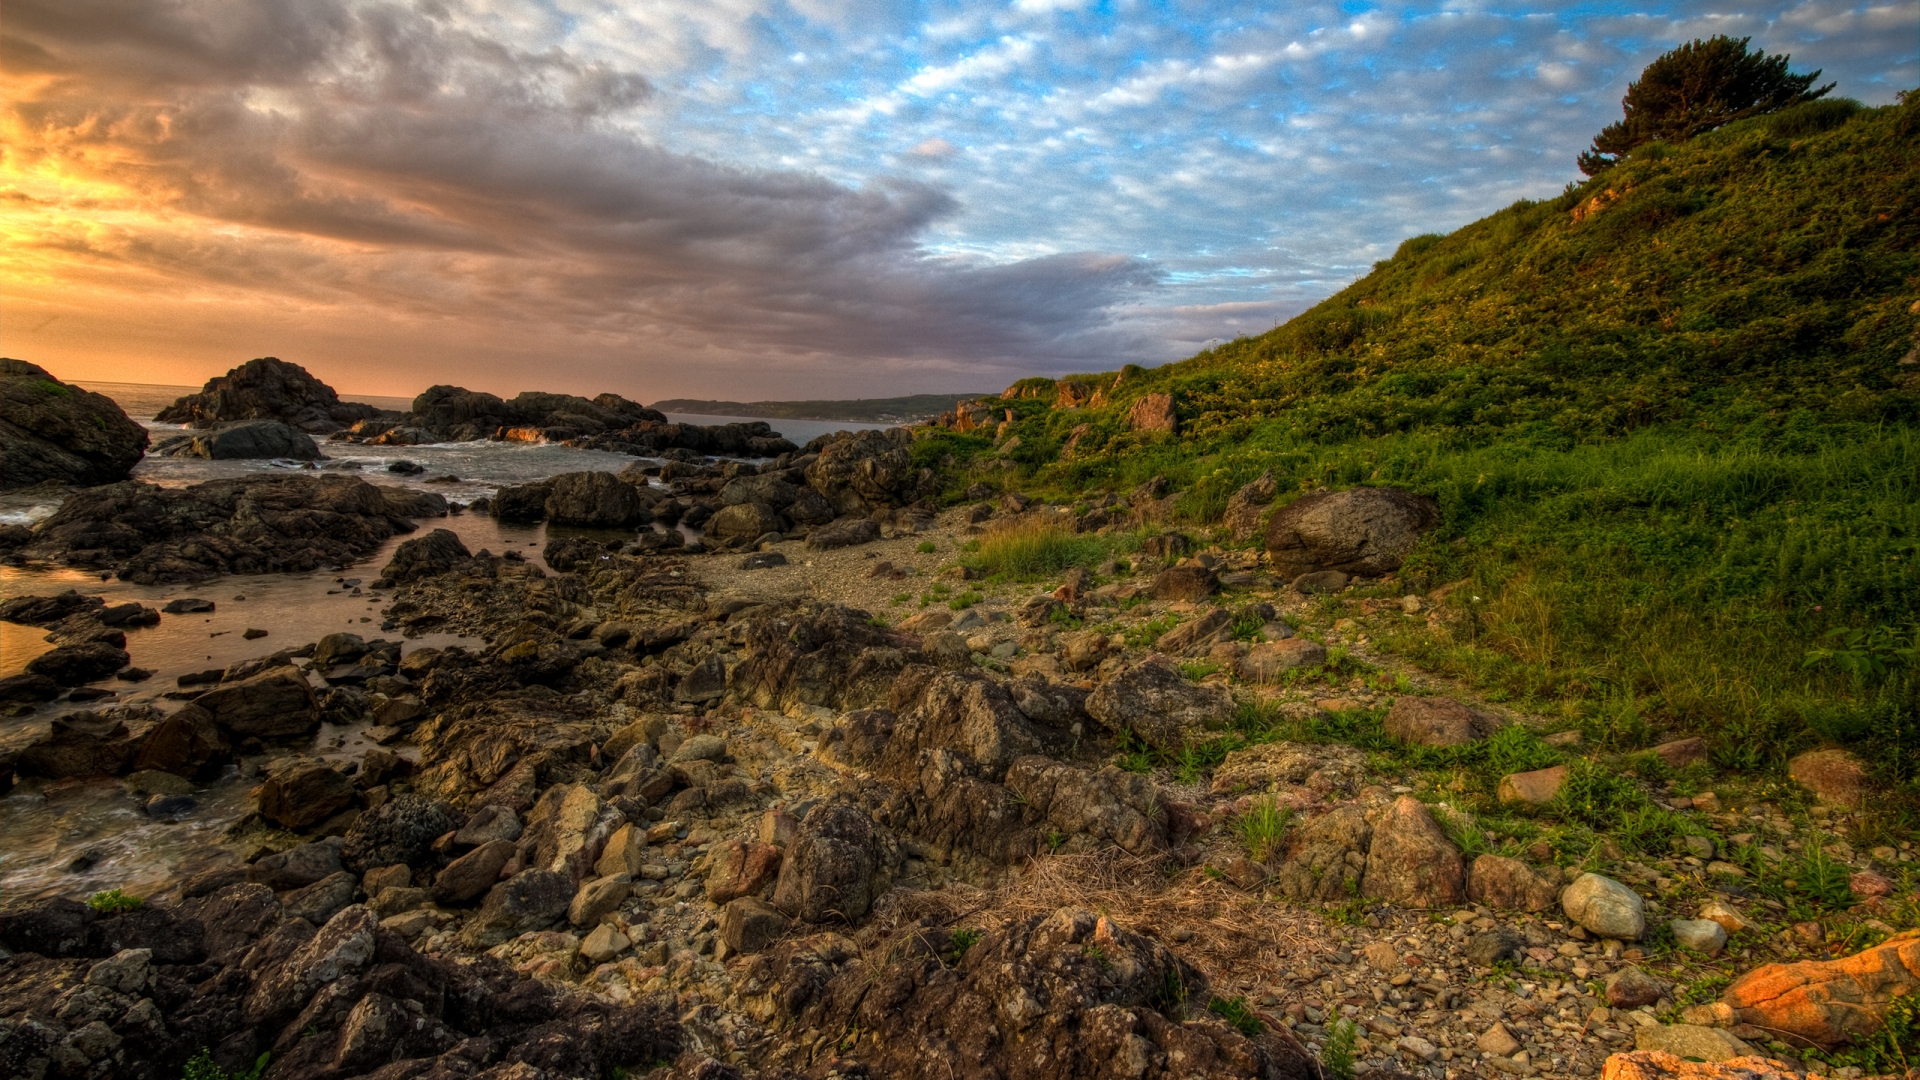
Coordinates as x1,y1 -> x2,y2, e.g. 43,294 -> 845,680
1,0 -> 1913,399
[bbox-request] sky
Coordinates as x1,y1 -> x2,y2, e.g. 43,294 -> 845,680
2,0 -> 1914,402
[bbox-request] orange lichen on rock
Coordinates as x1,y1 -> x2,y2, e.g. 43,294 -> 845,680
1722,929 -> 1920,1048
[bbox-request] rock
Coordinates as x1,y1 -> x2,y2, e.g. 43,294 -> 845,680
674,654 -> 729,703
1476,1023 -> 1522,1057
311,631 -> 370,667
19,474 -> 428,584
1722,930 -> 1920,1047
1498,765 -> 1568,806
568,876 -> 631,927
193,666 -> 320,739
255,760 -> 356,829
707,501 -> 785,541
455,804 -> 523,847
462,868 -> 574,948
1563,873 -> 1646,940
1362,795 -> 1465,907
1850,870 -> 1894,899
1467,855 -> 1561,912
250,840 -> 347,890
0,672 -> 61,702
0,359 -> 150,489
17,711 -> 136,777
1235,638 -> 1326,682
1222,470 -> 1278,542
594,822 -> 648,879
1787,748 -> 1869,807
1466,928 -> 1525,966
340,793 -> 458,873
581,923 -> 630,964
154,356 -> 383,433
282,871 -> 360,924
381,528 -> 471,583
0,589 -> 106,625
807,517 -> 881,550
163,419 -> 321,460
143,792 -> 197,820
1291,570 -> 1349,594
1652,737 -> 1708,769
1155,609 -> 1232,655
770,797 -> 883,923
490,480 -> 552,520
1633,1026 -> 1753,1061
1608,966 -> 1670,1008
1149,565 -> 1216,602
24,642 -> 129,685
125,768 -> 196,796
1698,901 -> 1749,936
706,840 -> 783,904
671,734 -> 727,763
363,864 -> 412,894
1384,696 -> 1489,747
921,630 -> 972,668
1363,941 -> 1401,970
1272,805 -> 1373,902
85,947 -> 155,993
243,903 -> 380,1025
1085,655 -> 1234,751
1263,486 -> 1439,579
1060,630 -> 1112,672
163,597 -> 216,614
1597,1051 -> 1806,1079
1673,918 -> 1729,956
742,551 -> 788,569
544,470 -> 652,527
433,839 -> 516,905
1127,392 -> 1177,433
719,896 -> 788,955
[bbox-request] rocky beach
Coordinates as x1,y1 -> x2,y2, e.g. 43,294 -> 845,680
2,359 -> 1916,1080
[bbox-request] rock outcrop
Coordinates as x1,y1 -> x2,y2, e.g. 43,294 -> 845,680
149,420 -> 321,460
154,356 -> 388,434
0,359 -> 150,489
15,474 -> 437,583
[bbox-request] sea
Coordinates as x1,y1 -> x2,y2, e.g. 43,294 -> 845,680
0,382 -> 888,899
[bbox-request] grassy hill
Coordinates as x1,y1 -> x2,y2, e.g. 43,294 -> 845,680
929,95 -> 1920,788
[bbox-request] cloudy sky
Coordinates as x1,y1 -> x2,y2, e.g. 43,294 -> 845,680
2,0 -> 1914,401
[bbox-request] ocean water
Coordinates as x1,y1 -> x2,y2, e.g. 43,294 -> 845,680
0,384 -> 891,899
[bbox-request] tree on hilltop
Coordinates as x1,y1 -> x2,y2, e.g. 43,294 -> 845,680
1579,36 -> 1833,175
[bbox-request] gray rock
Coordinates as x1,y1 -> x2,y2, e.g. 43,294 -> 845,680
568,876 -> 631,927
281,871 -> 360,925
250,840 -> 347,890
1085,655 -> 1234,751
84,948 -> 154,994
1671,918 -> 1729,956
340,794 -> 458,874
242,904 -> 380,1025
1221,470 -> 1278,542
707,501 -> 785,541
770,798 -> 883,923
1633,1024 -> 1752,1062
454,805 -> 522,847
671,734 -> 727,764
1562,872 -> 1646,940
168,420 -> 321,460
1607,965 -> 1668,1008
380,528 -> 471,583
1263,486 -> 1440,578
461,868 -> 573,948
545,470 -> 652,527
674,654 -> 728,703
807,517 -> 881,550
1465,928 -> 1525,967
194,667 -> 319,739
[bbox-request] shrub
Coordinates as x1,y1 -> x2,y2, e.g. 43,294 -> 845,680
966,518 -> 1107,577
87,889 -> 144,914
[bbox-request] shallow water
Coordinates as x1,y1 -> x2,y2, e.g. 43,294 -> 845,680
0,385 -> 896,903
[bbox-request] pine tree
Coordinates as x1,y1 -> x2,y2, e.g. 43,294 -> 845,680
1579,36 -> 1833,175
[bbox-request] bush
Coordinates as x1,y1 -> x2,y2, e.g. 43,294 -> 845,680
965,517 -> 1108,577
87,889 -> 144,914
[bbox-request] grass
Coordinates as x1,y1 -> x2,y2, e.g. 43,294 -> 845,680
1323,1018 -> 1359,1080
916,93 -> 1920,796
182,1050 -> 270,1080
1233,795 -> 1292,863
87,889 -> 144,914
965,517 -> 1109,578
1206,995 -> 1265,1037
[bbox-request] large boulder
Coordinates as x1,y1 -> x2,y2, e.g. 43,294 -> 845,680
255,759 -> 356,829
129,703 -> 231,779
1361,795 -> 1465,908
433,839 -> 516,904
1263,486 -> 1439,579
24,641 -> 129,685
194,666 -> 319,739
461,868 -> 573,948
544,470 -> 652,527
0,359 -> 149,489
806,517 -> 881,550
1787,748 -> 1869,808
876,673 -> 1047,782
155,356 -> 382,434
1274,806 -> 1373,902
707,501 -> 785,542
1127,392 -> 1177,433
802,427 -> 931,514
1085,655 -> 1234,751
17,712 -> 138,778
157,420 -> 320,460
1722,930 -> 1920,1049
1383,696 -> 1490,748
380,528 -> 471,583
1467,854 -> 1561,912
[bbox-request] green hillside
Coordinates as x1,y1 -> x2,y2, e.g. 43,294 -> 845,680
933,95 -> 1920,786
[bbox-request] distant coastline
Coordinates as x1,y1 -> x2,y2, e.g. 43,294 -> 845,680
651,393 -> 991,425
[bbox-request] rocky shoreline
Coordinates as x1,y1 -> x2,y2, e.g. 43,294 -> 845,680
3,447 -> 1917,1080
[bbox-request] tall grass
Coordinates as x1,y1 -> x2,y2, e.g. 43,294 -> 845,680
964,517 -> 1143,578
